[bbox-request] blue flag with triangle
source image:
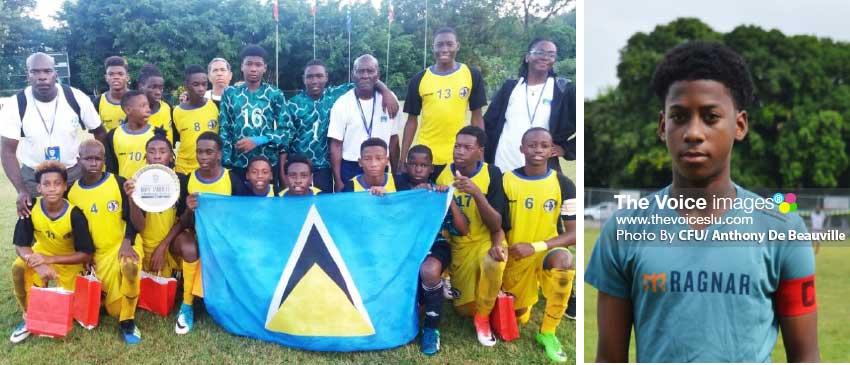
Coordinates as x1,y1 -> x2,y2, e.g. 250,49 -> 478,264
194,189 -> 451,351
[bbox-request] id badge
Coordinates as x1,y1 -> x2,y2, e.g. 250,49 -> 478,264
45,146 -> 60,161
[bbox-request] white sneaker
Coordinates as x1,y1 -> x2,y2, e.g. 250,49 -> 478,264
10,321 -> 29,344
473,315 -> 497,347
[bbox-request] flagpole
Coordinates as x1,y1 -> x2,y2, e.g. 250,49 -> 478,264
386,0 -> 392,78
347,0 -> 352,83
275,0 -> 279,87
423,0 -> 428,69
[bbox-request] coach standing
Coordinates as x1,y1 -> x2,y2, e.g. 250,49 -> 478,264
328,55 -> 401,190
0,52 -> 105,217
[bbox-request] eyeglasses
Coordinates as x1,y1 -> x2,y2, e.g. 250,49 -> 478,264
529,50 -> 557,59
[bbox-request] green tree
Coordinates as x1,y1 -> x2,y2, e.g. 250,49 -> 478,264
587,17 -> 850,188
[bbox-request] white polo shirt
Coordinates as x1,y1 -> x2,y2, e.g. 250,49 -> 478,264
328,89 -> 400,161
494,77 -> 554,172
0,86 -> 102,168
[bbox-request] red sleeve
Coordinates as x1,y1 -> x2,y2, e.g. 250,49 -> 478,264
776,274 -> 817,316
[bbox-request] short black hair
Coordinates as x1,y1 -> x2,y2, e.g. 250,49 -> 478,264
247,155 -> 272,170
407,145 -> 433,162
284,154 -> 313,173
146,126 -> 172,149
651,41 -> 754,110
457,125 -> 487,148
184,64 -> 206,79
104,56 -> 128,71
305,59 -> 326,70
521,127 -> 552,144
35,160 -> 67,183
120,90 -> 147,110
197,131 -> 223,151
433,27 -> 457,39
240,45 -> 268,63
360,137 -> 388,153
138,64 -> 163,86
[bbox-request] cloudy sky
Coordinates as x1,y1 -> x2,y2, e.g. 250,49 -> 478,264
586,0 -> 850,98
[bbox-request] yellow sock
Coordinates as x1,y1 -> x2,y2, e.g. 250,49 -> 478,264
540,269 -> 575,334
182,260 -> 198,305
119,259 -> 141,321
11,259 -> 30,312
518,308 -> 532,324
475,254 -> 505,317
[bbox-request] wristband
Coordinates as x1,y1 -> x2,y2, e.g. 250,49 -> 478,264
531,241 -> 548,253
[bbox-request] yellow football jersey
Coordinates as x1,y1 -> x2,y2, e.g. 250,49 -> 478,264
435,162 -> 507,246
149,100 -> 173,143
350,173 -> 398,193
173,100 -> 220,174
107,124 -> 155,179
97,94 -> 126,131
502,169 -> 577,245
279,186 -> 321,196
187,169 -> 234,195
28,199 -> 84,257
12,198 -> 94,290
404,63 -> 487,165
67,173 -> 128,252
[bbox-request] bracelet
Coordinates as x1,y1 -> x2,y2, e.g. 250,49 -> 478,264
531,241 -> 548,253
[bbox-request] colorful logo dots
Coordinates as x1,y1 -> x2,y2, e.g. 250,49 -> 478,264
772,193 -> 798,214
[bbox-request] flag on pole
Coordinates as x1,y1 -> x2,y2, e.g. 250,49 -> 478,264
193,190 -> 452,351
273,0 -> 279,21
311,0 -> 317,17
388,0 -> 394,23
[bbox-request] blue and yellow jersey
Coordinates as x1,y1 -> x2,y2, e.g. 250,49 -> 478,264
403,63 -> 487,165
173,100 -> 220,174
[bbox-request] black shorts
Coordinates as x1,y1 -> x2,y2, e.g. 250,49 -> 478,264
425,238 -> 451,269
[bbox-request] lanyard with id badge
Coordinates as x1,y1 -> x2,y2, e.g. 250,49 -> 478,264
35,97 -> 61,161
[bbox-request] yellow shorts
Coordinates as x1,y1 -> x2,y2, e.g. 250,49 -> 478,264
503,247 -> 571,310
94,242 -> 144,305
449,240 -> 490,308
137,235 -> 178,277
11,257 -> 81,291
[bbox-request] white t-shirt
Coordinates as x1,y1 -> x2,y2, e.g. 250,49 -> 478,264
494,77 -> 554,172
811,210 -> 826,231
0,86 -> 101,168
204,89 -> 223,102
327,89 -> 400,161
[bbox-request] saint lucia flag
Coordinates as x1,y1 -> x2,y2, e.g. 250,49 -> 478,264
194,189 -> 452,351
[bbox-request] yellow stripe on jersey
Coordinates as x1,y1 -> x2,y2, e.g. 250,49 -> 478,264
279,186 -> 321,196
67,173 -> 125,252
414,64 -> 475,165
188,168 -> 233,195
351,174 -> 396,192
98,94 -> 126,131
502,169 -> 563,245
173,100 -> 220,174
149,100 -> 173,143
30,198 -> 80,258
112,124 -> 155,179
436,162 -> 492,245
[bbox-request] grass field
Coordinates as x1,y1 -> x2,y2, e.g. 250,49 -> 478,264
0,160 -> 576,364
582,227 -> 850,363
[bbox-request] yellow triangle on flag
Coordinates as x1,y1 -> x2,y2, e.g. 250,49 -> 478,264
265,263 -> 375,336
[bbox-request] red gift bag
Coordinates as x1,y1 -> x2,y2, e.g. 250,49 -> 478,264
139,271 -> 177,316
26,286 -> 74,338
490,292 -> 520,342
73,273 -> 101,329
